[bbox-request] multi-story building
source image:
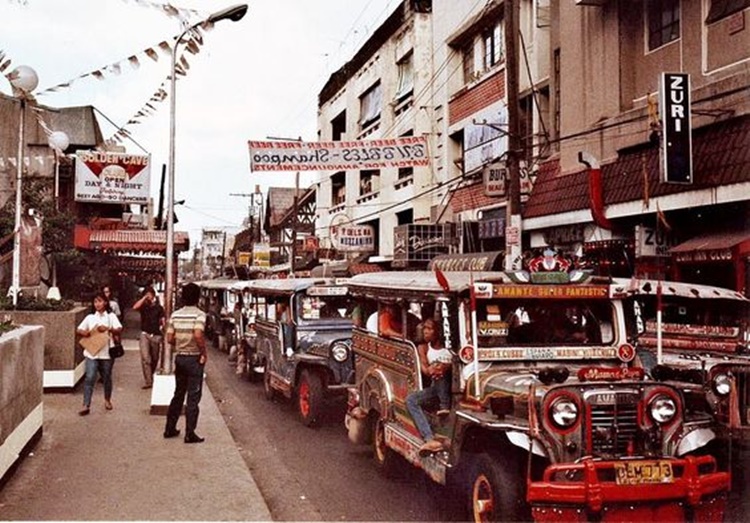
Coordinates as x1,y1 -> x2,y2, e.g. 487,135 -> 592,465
198,227 -> 238,278
521,0 -> 750,294
315,0 -> 439,262
315,0 -> 750,294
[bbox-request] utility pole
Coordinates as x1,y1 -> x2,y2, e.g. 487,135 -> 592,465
504,0 -> 523,271
266,136 -> 302,276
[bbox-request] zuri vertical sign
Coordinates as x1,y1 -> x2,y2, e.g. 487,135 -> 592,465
660,73 -> 692,184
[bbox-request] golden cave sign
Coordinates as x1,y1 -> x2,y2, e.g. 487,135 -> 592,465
492,285 -> 610,299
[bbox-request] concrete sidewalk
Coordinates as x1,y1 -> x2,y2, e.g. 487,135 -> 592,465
0,337 -> 272,521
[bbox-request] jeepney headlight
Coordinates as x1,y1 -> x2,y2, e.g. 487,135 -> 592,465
549,397 -> 579,429
331,342 -> 350,363
649,394 -> 677,424
712,373 -> 731,397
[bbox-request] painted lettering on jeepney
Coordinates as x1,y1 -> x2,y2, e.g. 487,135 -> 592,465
644,322 -> 739,338
478,346 -> 618,361
440,301 -> 452,351
493,285 -> 609,299
353,331 -> 417,373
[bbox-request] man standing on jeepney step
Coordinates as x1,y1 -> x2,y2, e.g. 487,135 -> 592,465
164,283 -> 207,444
133,286 -> 165,389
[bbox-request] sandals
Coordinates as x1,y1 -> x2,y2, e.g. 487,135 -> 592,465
78,407 -> 90,416
104,400 -> 113,410
418,439 -> 444,456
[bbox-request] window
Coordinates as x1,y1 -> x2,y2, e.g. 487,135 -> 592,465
331,111 -> 346,141
359,82 -> 382,128
647,0 -> 680,51
462,42 -> 475,83
331,171 -> 345,206
706,0 -> 750,24
483,22 -> 504,70
359,170 -> 380,196
394,52 -> 414,102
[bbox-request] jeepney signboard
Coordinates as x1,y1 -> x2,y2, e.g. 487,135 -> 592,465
478,346 -> 618,361
249,136 -> 429,171
75,151 -> 151,204
491,285 -> 610,299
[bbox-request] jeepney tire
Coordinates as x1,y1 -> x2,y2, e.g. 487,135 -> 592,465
262,360 -> 276,401
372,415 -> 402,478
465,452 -> 526,523
297,369 -> 324,428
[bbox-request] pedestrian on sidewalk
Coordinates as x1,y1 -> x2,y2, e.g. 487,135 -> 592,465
132,286 -> 165,389
102,284 -> 122,322
76,292 -> 123,416
164,283 -> 208,444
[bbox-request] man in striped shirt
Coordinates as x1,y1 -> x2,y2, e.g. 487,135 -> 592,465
164,283 -> 208,444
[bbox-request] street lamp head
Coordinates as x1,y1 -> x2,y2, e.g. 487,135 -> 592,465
207,4 -> 248,24
48,130 -> 70,153
8,65 -> 38,94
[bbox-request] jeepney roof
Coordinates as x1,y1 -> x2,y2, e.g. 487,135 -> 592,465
348,271 -> 510,296
244,277 -> 345,296
624,278 -> 749,302
193,278 -> 241,290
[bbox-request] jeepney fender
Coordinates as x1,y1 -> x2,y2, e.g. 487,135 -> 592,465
506,430 -> 547,457
359,367 -> 395,419
677,426 -> 717,456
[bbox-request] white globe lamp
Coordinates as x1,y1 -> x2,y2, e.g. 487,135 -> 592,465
48,131 -> 70,152
8,65 -> 39,94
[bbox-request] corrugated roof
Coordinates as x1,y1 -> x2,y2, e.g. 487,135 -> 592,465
89,230 -> 189,252
523,115 -> 750,219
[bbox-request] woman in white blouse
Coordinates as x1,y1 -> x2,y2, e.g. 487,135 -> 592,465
76,292 -> 122,415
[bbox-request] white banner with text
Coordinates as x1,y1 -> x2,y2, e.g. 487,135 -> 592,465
248,136 -> 429,172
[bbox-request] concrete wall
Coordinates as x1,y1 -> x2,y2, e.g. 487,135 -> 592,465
0,324 -> 44,483
4,306 -> 88,389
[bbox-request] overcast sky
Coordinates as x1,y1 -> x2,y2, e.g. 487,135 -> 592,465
0,0 -> 397,243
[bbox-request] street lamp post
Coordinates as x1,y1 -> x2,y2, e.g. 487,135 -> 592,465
164,3 -> 248,321
47,130 -> 69,301
8,65 -> 39,307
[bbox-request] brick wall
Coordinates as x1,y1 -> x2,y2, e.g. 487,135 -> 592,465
451,180 -> 499,214
449,71 -> 506,125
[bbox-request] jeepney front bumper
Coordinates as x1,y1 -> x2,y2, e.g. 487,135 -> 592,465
527,455 -> 729,522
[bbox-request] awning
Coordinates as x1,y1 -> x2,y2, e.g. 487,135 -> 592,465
75,226 -> 190,254
670,230 -> 750,254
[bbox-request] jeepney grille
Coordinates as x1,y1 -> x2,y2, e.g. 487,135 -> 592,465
588,393 -> 639,457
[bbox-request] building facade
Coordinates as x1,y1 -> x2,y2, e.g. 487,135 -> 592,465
314,0 -> 750,293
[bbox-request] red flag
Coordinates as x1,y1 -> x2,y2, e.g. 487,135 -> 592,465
434,268 -> 450,293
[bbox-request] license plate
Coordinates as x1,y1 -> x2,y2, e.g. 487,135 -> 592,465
614,460 -> 674,485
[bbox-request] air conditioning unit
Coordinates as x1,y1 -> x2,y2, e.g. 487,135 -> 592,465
574,0 -> 609,6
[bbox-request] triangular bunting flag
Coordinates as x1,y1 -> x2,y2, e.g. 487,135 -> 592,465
128,55 -> 141,69
145,48 -> 159,61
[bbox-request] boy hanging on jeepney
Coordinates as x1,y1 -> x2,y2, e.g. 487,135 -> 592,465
406,318 -> 453,454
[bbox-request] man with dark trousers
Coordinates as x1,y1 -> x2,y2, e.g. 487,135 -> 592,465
132,286 -> 165,389
164,283 -> 207,444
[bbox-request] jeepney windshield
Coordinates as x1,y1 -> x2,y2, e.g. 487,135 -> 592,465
475,299 -> 615,346
298,294 -> 354,322
628,295 -> 749,347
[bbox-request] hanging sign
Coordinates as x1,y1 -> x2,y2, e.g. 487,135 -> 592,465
74,151 -> 151,204
248,136 -> 428,172
660,73 -> 692,184
332,225 -> 375,252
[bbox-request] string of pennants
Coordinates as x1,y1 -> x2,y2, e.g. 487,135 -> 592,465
2,0 -> 212,150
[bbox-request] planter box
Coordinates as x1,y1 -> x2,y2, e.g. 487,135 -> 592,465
0,324 -> 44,484
3,307 -> 88,390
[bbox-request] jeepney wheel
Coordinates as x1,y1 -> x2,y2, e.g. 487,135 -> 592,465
372,415 -> 401,477
297,369 -> 324,428
262,360 -> 276,401
466,452 -> 525,523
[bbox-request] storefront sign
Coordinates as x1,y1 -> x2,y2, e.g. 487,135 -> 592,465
483,162 -> 507,196
248,136 -> 428,171
660,73 -> 693,184
75,151 -> 151,204
237,251 -> 252,265
393,223 -> 455,267
252,243 -> 271,267
464,103 -> 508,173
543,224 -> 585,246
674,249 -> 733,264
332,225 -> 374,252
478,217 -> 505,239
635,225 -> 677,257
429,251 -> 503,272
